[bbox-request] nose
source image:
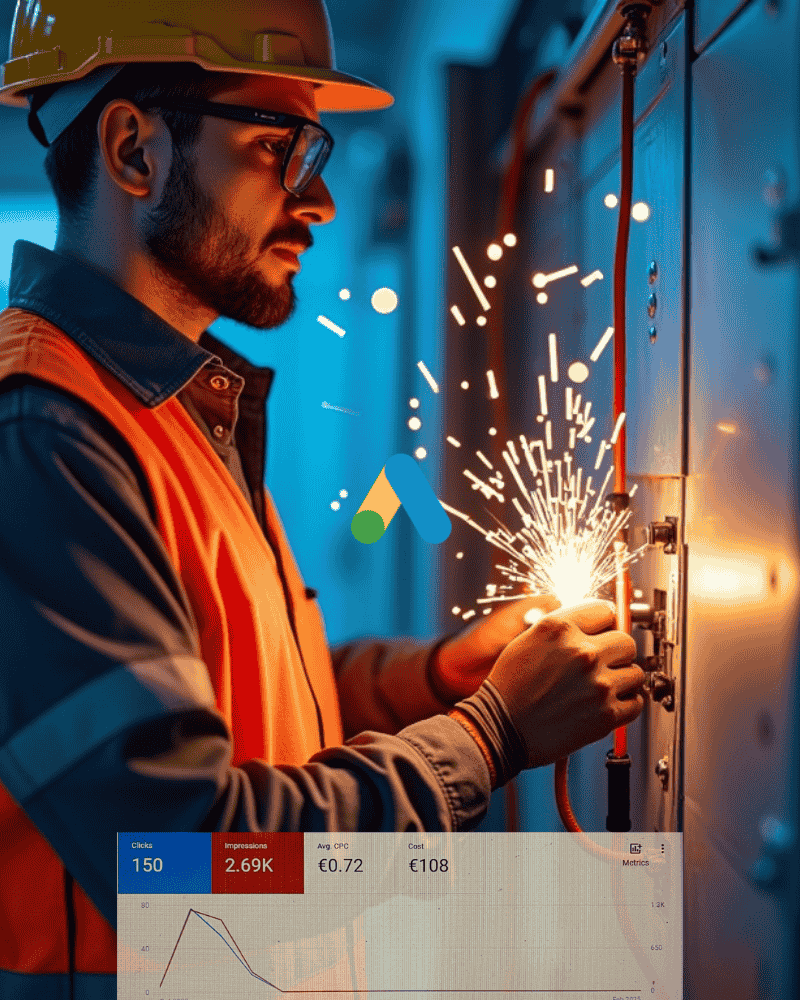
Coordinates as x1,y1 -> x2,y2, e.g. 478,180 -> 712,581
289,174 -> 336,225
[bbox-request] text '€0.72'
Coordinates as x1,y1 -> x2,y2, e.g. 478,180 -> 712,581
318,857 -> 364,872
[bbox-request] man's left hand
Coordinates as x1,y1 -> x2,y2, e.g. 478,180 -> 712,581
431,592 -> 562,702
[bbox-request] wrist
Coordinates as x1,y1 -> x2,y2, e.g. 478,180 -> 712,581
427,638 -> 467,703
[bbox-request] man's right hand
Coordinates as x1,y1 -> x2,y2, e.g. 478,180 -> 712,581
483,599 -> 647,770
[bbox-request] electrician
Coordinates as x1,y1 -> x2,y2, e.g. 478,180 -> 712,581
0,1 -> 646,997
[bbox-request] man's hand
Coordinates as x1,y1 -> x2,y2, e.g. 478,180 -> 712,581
431,593 -> 562,701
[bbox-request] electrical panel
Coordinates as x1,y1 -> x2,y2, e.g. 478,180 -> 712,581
445,0 -> 800,996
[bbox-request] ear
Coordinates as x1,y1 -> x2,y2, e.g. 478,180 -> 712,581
96,100 -> 166,199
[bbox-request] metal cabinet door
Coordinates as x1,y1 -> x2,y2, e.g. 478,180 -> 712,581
689,0 -> 800,996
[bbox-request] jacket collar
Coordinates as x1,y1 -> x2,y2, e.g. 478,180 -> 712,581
7,240 -> 275,408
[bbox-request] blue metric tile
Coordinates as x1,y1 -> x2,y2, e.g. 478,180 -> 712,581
118,832 -> 211,894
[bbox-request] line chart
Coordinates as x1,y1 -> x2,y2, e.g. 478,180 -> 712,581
117,832 -> 682,1000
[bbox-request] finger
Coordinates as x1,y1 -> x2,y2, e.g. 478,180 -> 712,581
601,632 -> 638,666
542,598 -> 618,635
613,663 -> 648,696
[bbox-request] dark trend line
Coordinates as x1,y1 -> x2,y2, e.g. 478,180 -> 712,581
160,909 -> 271,987
159,908 -> 642,994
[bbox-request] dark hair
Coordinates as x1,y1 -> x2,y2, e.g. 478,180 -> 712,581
35,62 -> 244,226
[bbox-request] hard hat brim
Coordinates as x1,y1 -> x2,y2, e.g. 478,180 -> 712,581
0,56 -> 394,113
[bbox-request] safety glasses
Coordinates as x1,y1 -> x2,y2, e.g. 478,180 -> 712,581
142,100 -> 334,196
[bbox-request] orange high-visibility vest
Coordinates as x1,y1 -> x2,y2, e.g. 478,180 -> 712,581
0,307 -> 344,994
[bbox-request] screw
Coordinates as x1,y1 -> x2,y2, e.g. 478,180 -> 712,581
647,292 -> 657,317
649,326 -> 657,343
648,260 -> 658,283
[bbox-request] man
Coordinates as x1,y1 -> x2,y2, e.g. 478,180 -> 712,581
0,1 -> 646,997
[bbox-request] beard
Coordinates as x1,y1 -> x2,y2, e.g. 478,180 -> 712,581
141,139 -> 297,329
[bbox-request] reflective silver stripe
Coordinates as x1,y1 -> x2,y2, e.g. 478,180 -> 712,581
0,655 -> 214,804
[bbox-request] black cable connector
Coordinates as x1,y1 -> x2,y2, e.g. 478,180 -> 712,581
606,750 -> 632,831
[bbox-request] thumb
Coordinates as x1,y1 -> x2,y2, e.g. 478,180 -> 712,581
521,592 -> 561,625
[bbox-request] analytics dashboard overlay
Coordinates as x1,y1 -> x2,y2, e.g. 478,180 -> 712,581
117,831 -> 682,1000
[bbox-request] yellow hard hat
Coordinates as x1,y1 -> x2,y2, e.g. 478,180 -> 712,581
1,0 -> 394,128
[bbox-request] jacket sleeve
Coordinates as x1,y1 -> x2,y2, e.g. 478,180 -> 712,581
331,636 -> 455,740
0,382 -> 498,933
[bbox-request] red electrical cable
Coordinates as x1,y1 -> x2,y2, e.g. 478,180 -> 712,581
611,61 -> 636,761
489,56 -> 638,832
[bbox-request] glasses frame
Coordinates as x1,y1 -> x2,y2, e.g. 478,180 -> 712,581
139,100 -> 334,196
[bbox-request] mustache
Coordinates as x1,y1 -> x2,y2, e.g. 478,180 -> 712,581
266,227 -> 314,252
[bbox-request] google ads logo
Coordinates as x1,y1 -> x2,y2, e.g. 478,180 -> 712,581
350,454 -> 452,545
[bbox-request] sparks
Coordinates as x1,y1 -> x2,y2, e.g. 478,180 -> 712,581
317,314 -> 346,337
417,360 -> 439,393
548,333 -> 559,383
452,246 -> 492,310
532,264 -> 579,288
590,326 -> 614,362
446,369 -> 646,610
538,374 -> 548,416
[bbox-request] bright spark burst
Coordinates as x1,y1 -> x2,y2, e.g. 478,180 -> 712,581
441,330 -> 647,610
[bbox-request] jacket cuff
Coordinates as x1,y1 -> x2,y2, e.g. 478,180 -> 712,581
450,681 -> 528,788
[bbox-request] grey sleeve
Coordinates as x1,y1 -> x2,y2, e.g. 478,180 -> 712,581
0,381 -> 492,933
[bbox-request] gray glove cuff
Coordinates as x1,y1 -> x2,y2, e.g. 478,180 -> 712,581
453,680 -> 528,787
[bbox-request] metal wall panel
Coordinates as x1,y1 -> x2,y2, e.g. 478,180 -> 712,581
621,17 -> 685,479
695,0 -> 756,55
689,0 -> 800,995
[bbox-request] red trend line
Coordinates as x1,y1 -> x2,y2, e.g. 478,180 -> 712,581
159,908 -> 192,988
159,908 -> 642,994
194,909 -> 261,975
159,908 -> 272,988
